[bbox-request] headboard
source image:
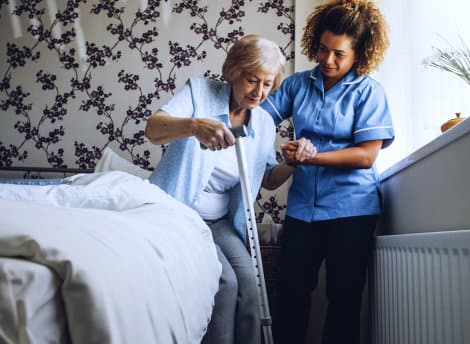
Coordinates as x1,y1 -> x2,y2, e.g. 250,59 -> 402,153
0,166 -> 94,179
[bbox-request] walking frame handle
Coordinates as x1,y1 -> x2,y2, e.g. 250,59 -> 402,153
199,125 -> 248,150
230,125 -> 274,344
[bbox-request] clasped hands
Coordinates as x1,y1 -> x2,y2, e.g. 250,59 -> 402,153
281,137 -> 317,168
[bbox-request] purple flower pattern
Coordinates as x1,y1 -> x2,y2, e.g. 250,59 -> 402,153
0,0 -> 295,223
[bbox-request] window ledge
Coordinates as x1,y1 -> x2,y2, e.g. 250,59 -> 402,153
380,117 -> 470,182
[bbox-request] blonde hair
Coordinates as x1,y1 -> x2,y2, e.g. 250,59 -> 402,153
301,0 -> 389,75
222,34 -> 286,90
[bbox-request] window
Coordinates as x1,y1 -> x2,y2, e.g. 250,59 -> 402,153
374,0 -> 470,171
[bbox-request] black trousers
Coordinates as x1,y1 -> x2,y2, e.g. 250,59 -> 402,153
274,215 -> 377,344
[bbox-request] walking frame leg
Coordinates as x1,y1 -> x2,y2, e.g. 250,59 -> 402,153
230,125 -> 273,344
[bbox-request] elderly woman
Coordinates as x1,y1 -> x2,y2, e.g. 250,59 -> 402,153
145,35 -> 315,344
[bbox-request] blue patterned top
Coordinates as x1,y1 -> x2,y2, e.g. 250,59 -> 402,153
149,77 -> 277,240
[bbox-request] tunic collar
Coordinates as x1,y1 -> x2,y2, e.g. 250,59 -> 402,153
209,82 -> 256,138
308,64 -> 365,88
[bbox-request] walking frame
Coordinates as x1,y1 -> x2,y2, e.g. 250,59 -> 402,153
201,125 -> 274,343
231,125 -> 273,344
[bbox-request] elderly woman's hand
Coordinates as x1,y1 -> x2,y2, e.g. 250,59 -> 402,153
193,118 -> 236,151
281,137 -> 317,167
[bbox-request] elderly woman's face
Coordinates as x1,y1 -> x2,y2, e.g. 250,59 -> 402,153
230,70 -> 276,111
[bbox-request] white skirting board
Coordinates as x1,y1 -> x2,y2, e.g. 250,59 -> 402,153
370,230 -> 470,344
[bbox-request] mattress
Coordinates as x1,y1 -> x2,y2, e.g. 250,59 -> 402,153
0,171 -> 222,344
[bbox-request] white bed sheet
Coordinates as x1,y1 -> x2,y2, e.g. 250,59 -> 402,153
0,257 -> 68,344
0,172 -> 222,344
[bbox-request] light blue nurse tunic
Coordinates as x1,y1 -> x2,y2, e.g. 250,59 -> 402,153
261,65 -> 395,223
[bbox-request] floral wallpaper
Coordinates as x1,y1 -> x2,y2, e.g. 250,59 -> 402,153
0,0 -> 296,223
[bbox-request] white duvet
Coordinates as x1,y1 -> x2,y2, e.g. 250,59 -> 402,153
0,172 -> 222,344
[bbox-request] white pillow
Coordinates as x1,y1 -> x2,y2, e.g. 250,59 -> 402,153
0,171 -> 167,211
95,147 -> 151,179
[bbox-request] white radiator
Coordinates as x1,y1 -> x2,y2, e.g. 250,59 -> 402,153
370,230 -> 470,344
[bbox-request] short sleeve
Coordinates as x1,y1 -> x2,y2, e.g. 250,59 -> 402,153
353,81 -> 395,148
160,80 -> 194,118
261,75 -> 296,126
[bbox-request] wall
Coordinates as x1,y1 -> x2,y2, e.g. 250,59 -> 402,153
0,0 -> 295,223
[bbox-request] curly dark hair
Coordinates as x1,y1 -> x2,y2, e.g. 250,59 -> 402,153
301,0 -> 389,75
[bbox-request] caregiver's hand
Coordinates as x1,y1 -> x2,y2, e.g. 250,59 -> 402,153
281,138 -> 317,166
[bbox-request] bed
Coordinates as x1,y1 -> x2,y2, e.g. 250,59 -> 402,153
0,162 -> 222,344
